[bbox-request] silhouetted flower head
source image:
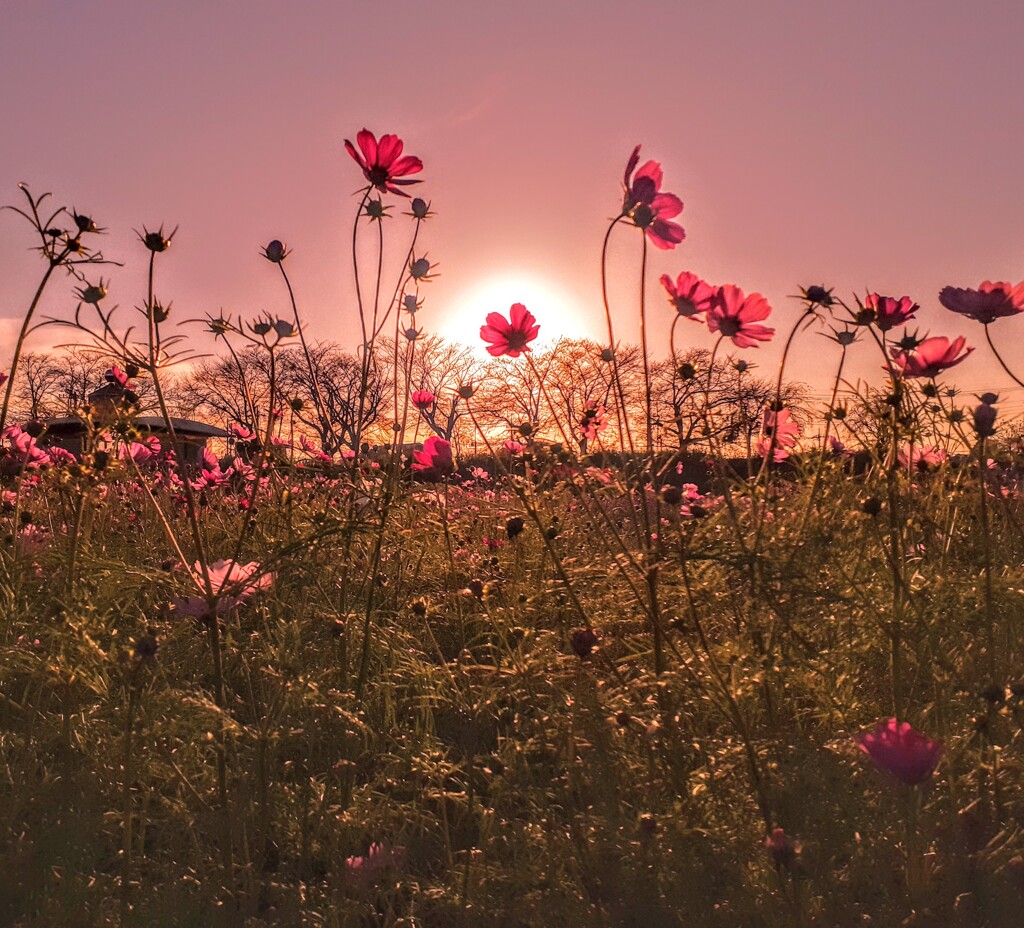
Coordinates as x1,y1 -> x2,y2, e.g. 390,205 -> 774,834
480,303 -> 540,358
344,129 -> 423,196
864,293 -> 919,332
707,286 -> 775,348
939,280 -> 1024,324
661,271 -> 716,320
262,240 -> 289,263
622,145 -> 685,250
890,335 -> 973,379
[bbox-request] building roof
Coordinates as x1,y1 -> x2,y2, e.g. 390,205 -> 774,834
43,416 -> 229,439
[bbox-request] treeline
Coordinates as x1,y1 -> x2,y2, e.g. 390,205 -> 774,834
10,337 -> 809,456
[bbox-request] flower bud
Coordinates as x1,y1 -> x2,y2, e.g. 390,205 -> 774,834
677,362 -> 697,381
457,383 -> 476,399
76,282 -> 107,304
73,212 -> 99,234
518,421 -> 534,436
410,198 -> 430,219
365,199 -> 385,220
404,327 -> 421,341
505,516 -> 525,539
142,228 -> 172,252
600,348 -> 615,363
974,402 -> 997,438
571,628 -> 598,658
804,285 -> 833,307
410,258 -> 431,279
263,240 -> 288,263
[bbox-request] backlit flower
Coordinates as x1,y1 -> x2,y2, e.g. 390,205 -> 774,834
661,271 -> 716,320
411,436 -> 454,480
864,293 -> 918,332
480,303 -> 540,358
707,285 -> 775,348
757,408 -> 800,462
623,146 -> 685,250
856,717 -> 943,786
344,129 -> 423,196
411,390 -> 436,409
939,280 -> 1024,324
898,443 -> 947,472
890,335 -> 973,378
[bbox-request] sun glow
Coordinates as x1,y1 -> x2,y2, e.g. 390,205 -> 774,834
441,273 -> 594,356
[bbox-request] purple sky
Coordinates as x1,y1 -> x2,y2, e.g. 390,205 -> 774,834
3,0 -> 1024,405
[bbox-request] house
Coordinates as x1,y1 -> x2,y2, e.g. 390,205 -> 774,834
40,377 -> 228,466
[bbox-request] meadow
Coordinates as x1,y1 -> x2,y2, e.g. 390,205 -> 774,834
2,132 -> 1024,927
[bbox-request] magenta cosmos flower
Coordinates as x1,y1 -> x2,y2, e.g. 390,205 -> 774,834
623,146 -> 685,251
411,389 -> 436,409
661,271 -> 716,320
411,436 -> 454,480
856,718 -> 943,786
480,303 -> 540,357
757,408 -> 800,462
890,335 -> 973,378
865,293 -> 918,332
707,285 -> 775,348
939,280 -> 1024,324
344,129 -> 423,196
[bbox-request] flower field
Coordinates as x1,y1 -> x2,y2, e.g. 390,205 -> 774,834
2,134 -> 1024,927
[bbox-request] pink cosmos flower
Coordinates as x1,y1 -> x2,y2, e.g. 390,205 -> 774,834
856,717 -> 943,786
757,408 -> 800,462
345,843 -> 406,881
660,271 -> 716,320
411,389 -> 436,409
504,440 -> 525,455
939,280 -> 1024,324
344,129 -> 423,196
580,404 -> 608,443
623,145 -> 685,250
865,293 -> 918,332
480,303 -> 540,358
890,335 -> 973,378
707,285 -> 775,348
411,436 -> 454,480
898,443 -> 947,472
122,436 -> 161,465
106,365 -> 130,387
300,435 -> 332,462
231,423 -> 257,442
172,559 -> 274,618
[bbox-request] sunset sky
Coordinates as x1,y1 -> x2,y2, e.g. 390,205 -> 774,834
2,0 -> 1024,405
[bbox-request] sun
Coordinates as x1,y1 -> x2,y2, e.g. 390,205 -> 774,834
440,272 -> 593,356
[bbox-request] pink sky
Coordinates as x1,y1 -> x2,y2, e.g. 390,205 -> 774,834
2,0 -> 1024,406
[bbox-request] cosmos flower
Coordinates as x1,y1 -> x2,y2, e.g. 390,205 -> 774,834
938,280 -> 1024,324
622,146 -> 685,250
890,335 -> 973,378
660,271 -> 716,320
411,436 -> 454,480
344,129 -> 423,196
411,390 -> 436,409
865,293 -> 919,332
480,303 -> 540,358
757,408 -> 800,462
856,717 -> 943,786
172,559 -> 274,618
707,285 -> 775,348
897,443 -> 947,472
